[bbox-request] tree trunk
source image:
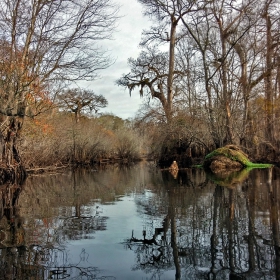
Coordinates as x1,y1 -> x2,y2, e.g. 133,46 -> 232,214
181,16 -> 222,148
0,115 -> 26,184
204,54 -> 222,148
221,47 -> 235,144
264,12 -> 274,143
233,43 -> 251,147
169,189 -> 181,280
166,16 -> 178,123
216,13 -> 236,145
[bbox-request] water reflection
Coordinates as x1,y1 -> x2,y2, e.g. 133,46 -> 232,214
125,167 -> 280,280
0,163 -> 278,279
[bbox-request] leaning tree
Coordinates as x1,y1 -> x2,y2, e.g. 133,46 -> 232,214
0,0 -> 118,179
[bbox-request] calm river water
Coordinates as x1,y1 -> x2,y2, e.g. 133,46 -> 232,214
0,162 -> 279,280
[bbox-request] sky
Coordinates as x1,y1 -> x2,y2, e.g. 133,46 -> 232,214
86,0 -> 152,119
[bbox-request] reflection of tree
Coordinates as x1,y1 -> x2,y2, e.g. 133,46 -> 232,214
0,245 -> 116,279
42,247 -> 115,279
0,164 -> 279,279
246,170 -> 258,273
0,180 -> 115,279
58,172 -> 108,241
125,170 -> 212,279
125,167 -> 280,280
0,163 -> 164,279
208,168 -> 280,279
125,227 -> 173,278
169,190 -> 181,280
0,169 -> 119,279
267,168 -> 280,280
0,183 -> 25,248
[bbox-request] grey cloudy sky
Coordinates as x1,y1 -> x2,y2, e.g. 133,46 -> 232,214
87,0 -> 151,119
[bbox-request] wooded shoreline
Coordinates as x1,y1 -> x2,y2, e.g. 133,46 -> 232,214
3,143 -> 276,182
0,1 -> 280,185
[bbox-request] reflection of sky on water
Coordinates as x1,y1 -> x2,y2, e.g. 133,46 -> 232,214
64,195 -> 175,279
1,165 -> 279,279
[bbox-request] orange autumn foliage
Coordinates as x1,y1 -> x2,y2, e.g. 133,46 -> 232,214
25,118 -> 54,137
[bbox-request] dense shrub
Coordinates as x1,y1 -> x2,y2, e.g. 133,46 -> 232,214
20,111 -> 143,168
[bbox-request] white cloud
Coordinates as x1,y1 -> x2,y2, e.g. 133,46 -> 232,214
85,0 -> 151,119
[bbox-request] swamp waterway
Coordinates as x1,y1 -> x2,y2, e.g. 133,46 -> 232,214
0,162 -> 279,279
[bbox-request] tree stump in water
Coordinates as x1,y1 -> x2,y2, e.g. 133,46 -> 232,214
169,161 -> 179,171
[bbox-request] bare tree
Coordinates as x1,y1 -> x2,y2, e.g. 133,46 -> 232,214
178,0 -> 275,147
0,0 -> 118,174
261,0 -> 280,143
205,0 -> 256,145
118,0 -> 201,123
58,88 -> 108,123
177,11 -> 225,148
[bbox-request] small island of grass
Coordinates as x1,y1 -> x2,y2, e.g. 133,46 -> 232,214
203,145 -> 272,173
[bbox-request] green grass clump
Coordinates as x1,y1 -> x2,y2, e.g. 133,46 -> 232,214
205,145 -> 249,164
245,162 -> 273,168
